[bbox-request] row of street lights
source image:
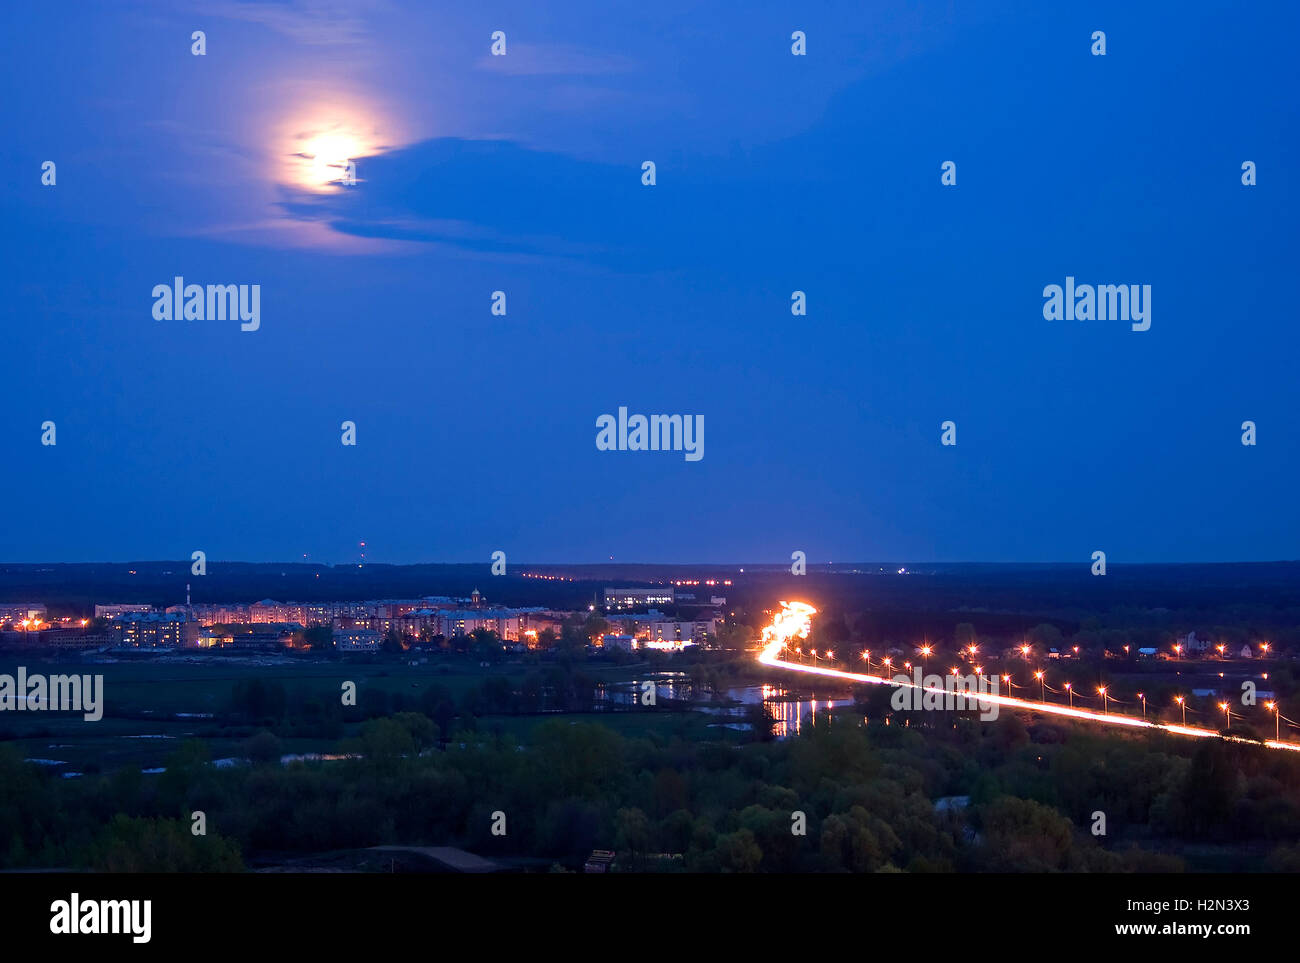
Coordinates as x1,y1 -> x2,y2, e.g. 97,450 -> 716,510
789,645 -> 1294,742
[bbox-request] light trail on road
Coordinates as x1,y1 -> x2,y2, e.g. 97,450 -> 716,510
754,602 -> 1300,753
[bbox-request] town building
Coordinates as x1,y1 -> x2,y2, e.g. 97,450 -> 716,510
186,602 -> 252,625
249,599 -> 295,623
1178,631 -> 1211,653
645,619 -> 715,646
94,604 -> 154,618
334,627 -> 382,651
602,587 -> 675,610
0,603 -> 47,627
436,608 -> 525,641
109,612 -> 198,648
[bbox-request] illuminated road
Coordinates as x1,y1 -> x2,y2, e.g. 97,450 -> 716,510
755,603 -> 1299,753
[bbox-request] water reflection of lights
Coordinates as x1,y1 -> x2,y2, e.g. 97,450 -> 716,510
765,693 -> 851,738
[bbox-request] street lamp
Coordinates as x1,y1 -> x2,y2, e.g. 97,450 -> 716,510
1267,701 -> 1280,742
1097,686 -> 1109,714
1035,670 -> 1045,702
1175,695 -> 1186,726
1064,682 -> 1073,708
1219,701 -> 1231,729
1137,692 -> 1146,721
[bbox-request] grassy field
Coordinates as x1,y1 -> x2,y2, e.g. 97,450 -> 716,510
0,654 -> 743,772
0,654 -> 678,710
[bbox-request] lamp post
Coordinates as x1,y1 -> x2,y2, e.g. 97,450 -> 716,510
1035,670 -> 1045,702
1097,686 -> 1109,714
1176,695 -> 1186,726
1064,682 -> 1073,708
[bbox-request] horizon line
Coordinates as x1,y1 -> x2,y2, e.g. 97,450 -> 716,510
3,559 -> 1299,569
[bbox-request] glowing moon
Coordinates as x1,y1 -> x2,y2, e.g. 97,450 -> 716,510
277,92 -> 402,192
302,132 -> 360,187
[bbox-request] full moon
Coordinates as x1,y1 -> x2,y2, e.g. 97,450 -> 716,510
302,132 -> 360,188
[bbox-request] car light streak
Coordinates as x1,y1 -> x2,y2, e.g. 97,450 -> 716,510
756,602 -> 1299,753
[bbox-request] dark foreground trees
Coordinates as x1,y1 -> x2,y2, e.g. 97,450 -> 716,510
4,703 -> 1300,871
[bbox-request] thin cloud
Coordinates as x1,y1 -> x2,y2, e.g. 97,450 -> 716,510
476,42 -> 638,76
200,0 -> 382,45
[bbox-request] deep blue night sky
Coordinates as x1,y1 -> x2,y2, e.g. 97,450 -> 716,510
1,1 -> 1296,564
